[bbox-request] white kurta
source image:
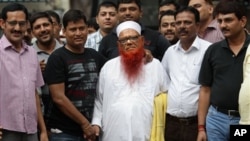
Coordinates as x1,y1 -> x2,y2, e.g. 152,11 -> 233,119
92,57 -> 168,141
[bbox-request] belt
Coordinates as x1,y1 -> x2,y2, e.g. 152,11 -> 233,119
212,105 -> 240,117
166,114 -> 197,125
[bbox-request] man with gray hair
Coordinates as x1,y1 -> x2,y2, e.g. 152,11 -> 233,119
91,21 -> 168,141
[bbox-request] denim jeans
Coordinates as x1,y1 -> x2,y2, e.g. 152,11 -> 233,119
206,105 -> 240,141
49,133 -> 87,141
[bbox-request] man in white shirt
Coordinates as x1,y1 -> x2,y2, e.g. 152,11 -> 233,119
161,6 -> 211,141
92,21 -> 168,141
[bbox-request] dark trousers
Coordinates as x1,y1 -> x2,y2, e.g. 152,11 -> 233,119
1,129 -> 38,141
165,114 -> 198,141
49,132 -> 87,141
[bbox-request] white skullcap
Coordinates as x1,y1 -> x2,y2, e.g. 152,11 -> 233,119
116,21 -> 141,37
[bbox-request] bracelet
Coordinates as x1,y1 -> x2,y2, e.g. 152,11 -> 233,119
198,125 -> 205,131
82,124 -> 91,131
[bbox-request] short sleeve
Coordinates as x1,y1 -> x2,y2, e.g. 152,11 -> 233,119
199,46 -> 213,86
44,53 -> 66,85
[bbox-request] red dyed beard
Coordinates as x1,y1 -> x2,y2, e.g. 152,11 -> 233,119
119,39 -> 145,84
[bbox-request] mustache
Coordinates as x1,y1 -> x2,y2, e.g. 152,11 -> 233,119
39,30 -> 49,36
12,30 -> 22,34
164,31 -> 175,35
221,28 -> 230,32
119,40 -> 144,84
178,29 -> 188,34
124,16 -> 133,19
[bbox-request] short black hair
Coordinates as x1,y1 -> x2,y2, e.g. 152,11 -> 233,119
62,9 -> 87,28
175,6 -> 200,23
214,1 -> 247,20
1,3 -> 28,21
87,17 -> 99,30
160,0 -> 180,11
29,12 -> 53,29
117,0 -> 141,10
96,1 -> 118,15
45,10 -> 61,24
159,10 -> 175,25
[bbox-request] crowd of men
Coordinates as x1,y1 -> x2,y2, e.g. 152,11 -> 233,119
0,0 -> 250,141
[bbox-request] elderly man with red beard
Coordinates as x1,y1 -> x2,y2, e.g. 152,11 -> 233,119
91,21 -> 168,141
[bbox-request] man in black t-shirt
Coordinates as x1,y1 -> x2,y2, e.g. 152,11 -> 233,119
197,1 -> 250,141
44,9 -> 106,141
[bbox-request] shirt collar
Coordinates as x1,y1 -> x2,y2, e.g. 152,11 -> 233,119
221,32 -> 250,49
96,29 -> 103,43
1,35 -> 29,50
207,19 -> 219,30
174,36 -> 201,51
33,39 -> 61,53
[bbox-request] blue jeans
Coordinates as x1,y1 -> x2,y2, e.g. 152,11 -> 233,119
49,133 -> 87,141
206,105 -> 240,141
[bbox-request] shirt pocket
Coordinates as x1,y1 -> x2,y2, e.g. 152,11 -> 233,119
28,64 -> 38,82
189,59 -> 202,84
